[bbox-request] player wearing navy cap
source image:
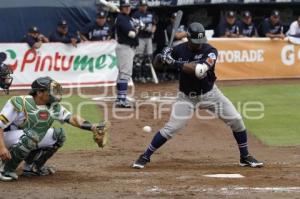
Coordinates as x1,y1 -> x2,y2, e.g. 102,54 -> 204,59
216,11 -> 239,38
115,0 -> 144,108
49,20 -> 80,47
132,0 -> 157,83
80,11 -> 112,41
238,11 -> 257,37
261,10 -> 285,39
22,26 -> 49,49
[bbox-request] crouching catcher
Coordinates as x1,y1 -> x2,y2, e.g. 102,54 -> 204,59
0,76 -> 109,181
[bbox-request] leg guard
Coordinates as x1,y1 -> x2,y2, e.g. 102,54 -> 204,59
4,134 -> 38,172
133,55 -> 143,81
143,55 -> 153,81
25,128 -> 66,169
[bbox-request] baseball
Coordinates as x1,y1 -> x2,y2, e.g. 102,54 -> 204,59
143,126 -> 152,133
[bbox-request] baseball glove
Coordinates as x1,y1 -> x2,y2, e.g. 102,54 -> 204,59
91,121 -> 110,148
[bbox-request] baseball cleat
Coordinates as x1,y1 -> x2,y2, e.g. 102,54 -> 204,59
23,165 -> 56,176
132,155 -> 150,169
115,99 -> 133,108
239,155 -> 264,168
0,172 -> 13,181
1,171 -> 18,181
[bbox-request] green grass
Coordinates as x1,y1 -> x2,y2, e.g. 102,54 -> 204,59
220,84 -> 300,146
1,83 -> 300,148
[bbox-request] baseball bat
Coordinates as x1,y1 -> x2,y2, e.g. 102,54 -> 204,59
150,62 -> 159,84
163,10 -> 183,78
98,0 -> 120,13
168,10 -> 183,47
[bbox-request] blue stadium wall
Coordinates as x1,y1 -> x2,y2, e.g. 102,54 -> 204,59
0,0 -> 98,42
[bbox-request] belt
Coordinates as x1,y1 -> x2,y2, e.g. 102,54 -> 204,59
118,42 -> 136,49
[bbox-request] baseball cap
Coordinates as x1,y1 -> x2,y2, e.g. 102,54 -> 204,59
139,0 -> 148,6
58,20 -> 68,27
226,11 -> 236,18
242,11 -> 252,18
119,0 -> 130,7
187,22 -> 207,44
271,10 -> 280,17
97,11 -> 107,18
171,12 -> 177,18
28,26 -> 39,33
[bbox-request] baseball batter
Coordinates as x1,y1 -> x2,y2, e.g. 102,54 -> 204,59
0,77 -> 109,181
133,22 -> 264,169
115,0 -> 141,108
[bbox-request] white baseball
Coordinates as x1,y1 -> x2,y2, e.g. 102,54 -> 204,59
143,126 -> 152,133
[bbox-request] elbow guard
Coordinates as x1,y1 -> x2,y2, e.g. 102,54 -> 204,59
128,31 -> 136,38
195,63 -> 209,79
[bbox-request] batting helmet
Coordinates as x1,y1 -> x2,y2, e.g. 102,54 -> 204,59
29,76 -> 62,104
187,22 -> 207,44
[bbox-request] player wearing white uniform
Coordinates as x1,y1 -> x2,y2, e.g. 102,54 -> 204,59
0,76 -> 109,181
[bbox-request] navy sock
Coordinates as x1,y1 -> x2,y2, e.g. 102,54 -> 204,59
143,131 -> 167,159
233,130 -> 249,157
117,79 -> 128,101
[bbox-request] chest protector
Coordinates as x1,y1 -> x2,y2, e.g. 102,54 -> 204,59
10,95 -> 61,142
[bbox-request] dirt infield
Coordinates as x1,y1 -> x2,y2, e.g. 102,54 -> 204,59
1,81 -> 300,199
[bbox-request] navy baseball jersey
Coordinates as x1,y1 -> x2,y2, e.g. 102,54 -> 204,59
22,35 -> 38,47
217,21 -> 239,36
115,13 -> 138,47
262,18 -> 283,35
49,31 -> 79,43
132,11 -> 155,38
81,22 -> 112,41
238,21 -> 257,37
172,42 -> 218,95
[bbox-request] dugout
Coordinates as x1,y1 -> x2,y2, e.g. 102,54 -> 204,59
0,0 -> 98,42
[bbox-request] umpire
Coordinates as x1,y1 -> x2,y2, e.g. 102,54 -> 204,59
115,0 -> 139,108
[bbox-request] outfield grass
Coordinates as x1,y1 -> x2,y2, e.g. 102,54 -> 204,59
1,83 -> 299,148
220,84 -> 300,146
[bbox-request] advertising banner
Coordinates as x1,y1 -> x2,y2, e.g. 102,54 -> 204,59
210,38 -> 300,80
0,41 -> 118,89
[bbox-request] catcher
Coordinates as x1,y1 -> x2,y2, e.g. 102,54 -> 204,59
0,76 -> 109,181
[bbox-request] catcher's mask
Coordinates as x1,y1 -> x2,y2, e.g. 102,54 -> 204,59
29,76 -> 62,104
0,52 -> 13,94
187,22 -> 207,45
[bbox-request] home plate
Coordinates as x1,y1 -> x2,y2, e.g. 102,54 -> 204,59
203,174 -> 245,178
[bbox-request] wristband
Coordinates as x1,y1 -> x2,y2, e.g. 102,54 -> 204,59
81,121 -> 93,131
174,61 -> 184,69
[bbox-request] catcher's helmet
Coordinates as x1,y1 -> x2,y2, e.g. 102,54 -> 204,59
0,52 -> 13,94
187,22 -> 207,45
29,76 -> 62,104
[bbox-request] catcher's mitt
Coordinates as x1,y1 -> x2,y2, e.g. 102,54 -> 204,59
91,121 -> 110,148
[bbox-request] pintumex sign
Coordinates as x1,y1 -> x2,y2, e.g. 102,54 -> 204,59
1,41 -> 118,89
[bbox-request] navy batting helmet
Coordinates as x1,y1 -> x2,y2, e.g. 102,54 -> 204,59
187,22 -> 207,44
